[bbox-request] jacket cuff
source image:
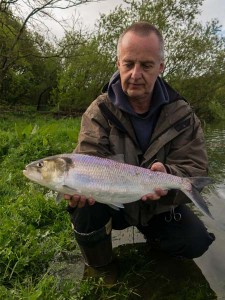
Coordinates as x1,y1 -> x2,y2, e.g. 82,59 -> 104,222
66,205 -> 77,214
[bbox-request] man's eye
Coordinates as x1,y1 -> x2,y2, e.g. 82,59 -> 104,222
123,63 -> 133,68
143,64 -> 152,69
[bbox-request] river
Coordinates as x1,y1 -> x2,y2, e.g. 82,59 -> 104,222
111,121 -> 225,299
195,122 -> 225,299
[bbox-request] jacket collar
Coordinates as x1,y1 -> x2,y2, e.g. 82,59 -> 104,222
100,72 -> 191,158
106,71 -> 170,118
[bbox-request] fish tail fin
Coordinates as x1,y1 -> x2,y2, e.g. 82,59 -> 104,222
181,178 -> 214,219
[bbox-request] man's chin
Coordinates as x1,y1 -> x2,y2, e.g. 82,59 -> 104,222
126,90 -> 144,99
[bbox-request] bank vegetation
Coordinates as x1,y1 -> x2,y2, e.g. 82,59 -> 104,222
0,0 -> 225,121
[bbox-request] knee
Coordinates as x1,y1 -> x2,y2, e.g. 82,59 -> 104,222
163,205 -> 216,259
183,232 -> 215,259
163,231 -> 215,259
67,202 -> 110,233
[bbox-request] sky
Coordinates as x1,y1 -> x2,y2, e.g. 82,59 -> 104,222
49,0 -> 225,38
77,0 -> 225,28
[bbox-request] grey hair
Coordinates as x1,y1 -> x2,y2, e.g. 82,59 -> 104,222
117,22 -> 164,60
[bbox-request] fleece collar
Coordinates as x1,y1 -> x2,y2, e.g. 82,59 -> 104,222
107,71 -> 171,118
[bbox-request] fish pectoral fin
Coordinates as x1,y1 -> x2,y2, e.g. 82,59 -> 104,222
56,192 -> 64,203
108,203 -> 125,210
62,185 -> 79,195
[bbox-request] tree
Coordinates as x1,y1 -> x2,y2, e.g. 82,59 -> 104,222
0,0 -> 102,105
0,11 -> 59,106
52,31 -> 115,112
96,0 -> 225,120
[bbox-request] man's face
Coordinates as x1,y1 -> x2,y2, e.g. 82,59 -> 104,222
117,32 -> 164,102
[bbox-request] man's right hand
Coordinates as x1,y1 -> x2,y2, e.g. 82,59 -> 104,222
64,194 -> 95,208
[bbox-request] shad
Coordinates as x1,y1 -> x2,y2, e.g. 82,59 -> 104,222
23,153 -> 213,219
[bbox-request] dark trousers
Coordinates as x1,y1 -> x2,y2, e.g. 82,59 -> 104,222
68,203 -> 215,259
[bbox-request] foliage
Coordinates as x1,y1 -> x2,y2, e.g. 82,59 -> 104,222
0,10 -> 60,107
0,114 -> 79,295
0,113 -> 141,299
52,33 -> 116,111
0,0 -> 225,121
169,72 -> 225,121
0,0 -> 100,108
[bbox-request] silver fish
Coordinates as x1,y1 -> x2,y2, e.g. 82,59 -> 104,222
23,153 -> 213,219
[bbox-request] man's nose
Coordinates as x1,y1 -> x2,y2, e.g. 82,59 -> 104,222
131,64 -> 142,79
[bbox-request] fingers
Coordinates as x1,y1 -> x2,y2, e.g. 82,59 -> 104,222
73,194 -> 86,208
141,188 -> 168,201
150,162 -> 167,173
141,162 -> 168,201
64,194 -> 95,208
87,197 -> 95,206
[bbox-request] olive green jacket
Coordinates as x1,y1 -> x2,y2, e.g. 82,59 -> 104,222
75,93 -> 208,226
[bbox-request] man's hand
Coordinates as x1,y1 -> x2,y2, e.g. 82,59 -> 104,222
141,162 -> 168,201
64,194 -> 95,208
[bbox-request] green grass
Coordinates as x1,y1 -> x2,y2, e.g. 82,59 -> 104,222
0,113 -> 81,299
0,113 -> 217,299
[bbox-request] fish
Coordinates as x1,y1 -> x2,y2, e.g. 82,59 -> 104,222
23,153 -> 213,219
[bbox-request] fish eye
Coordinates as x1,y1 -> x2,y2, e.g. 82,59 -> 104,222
36,162 -> 44,168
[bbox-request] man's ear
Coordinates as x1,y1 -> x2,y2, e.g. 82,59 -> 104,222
159,61 -> 165,74
116,59 -> 120,69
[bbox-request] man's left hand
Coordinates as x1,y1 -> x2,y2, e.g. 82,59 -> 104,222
141,162 -> 168,201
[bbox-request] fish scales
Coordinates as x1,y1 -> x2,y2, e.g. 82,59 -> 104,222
23,153 -> 213,218
70,154 -> 182,200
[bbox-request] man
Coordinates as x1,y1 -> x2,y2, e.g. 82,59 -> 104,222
64,22 -> 215,270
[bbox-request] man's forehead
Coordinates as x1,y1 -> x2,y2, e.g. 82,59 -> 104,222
120,33 -> 161,53
121,57 -> 155,63
122,31 -> 160,45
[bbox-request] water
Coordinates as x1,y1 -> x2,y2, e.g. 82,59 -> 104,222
111,121 -> 225,299
194,122 -> 225,299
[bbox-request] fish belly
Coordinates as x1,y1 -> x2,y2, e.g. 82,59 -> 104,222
66,163 -> 180,205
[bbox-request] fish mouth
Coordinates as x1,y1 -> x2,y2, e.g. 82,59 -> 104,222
23,169 -> 40,183
23,169 -> 27,174
23,169 -> 29,177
